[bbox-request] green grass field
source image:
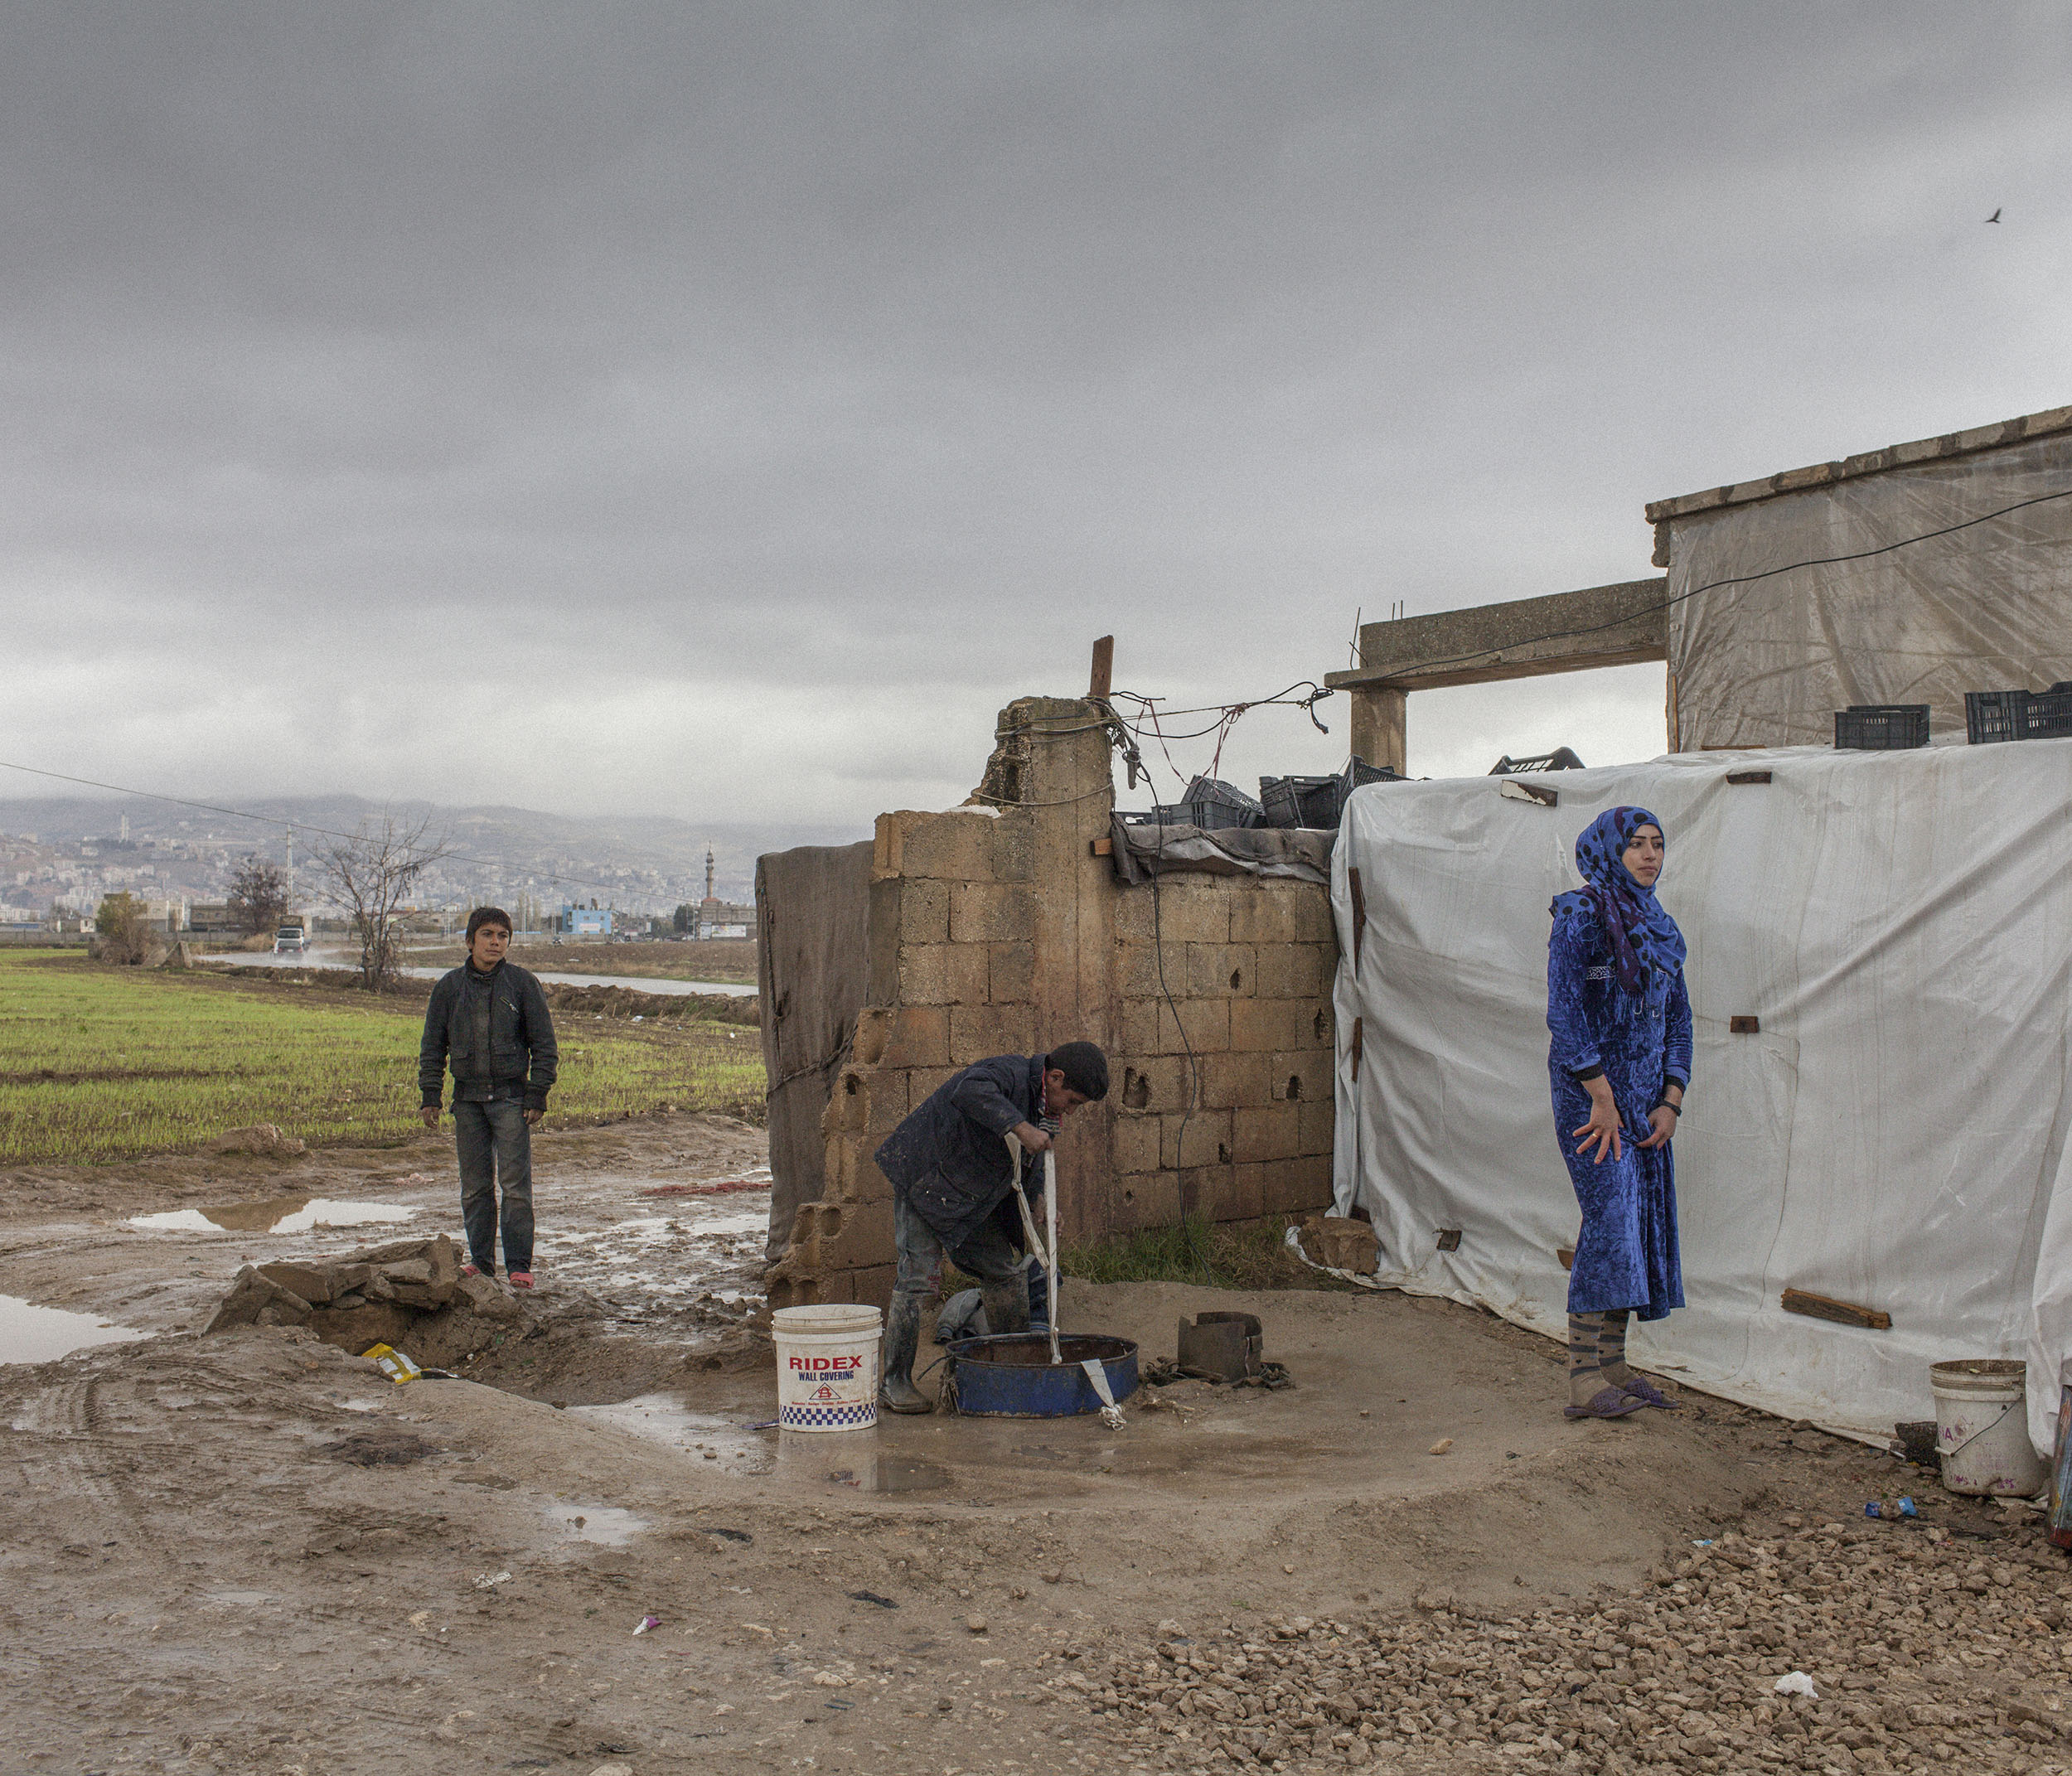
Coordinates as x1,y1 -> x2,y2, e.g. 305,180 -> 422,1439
0,950 -> 767,1165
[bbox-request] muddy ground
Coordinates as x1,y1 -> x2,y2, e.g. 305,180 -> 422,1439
3,1115 -> 2070,1776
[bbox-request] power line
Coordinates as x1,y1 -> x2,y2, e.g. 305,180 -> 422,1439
0,759 -> 658,902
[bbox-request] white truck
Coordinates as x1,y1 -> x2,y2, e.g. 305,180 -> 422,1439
273,922 -> 310,955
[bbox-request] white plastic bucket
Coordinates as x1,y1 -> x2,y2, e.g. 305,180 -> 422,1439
1931,1358 -> 2045,1496
772,1304 -> 882,1433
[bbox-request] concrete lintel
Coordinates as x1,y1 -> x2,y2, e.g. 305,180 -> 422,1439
1325,578 -> 1667,694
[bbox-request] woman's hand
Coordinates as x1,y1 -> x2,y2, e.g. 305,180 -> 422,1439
1636,1106 -> 1677,1149
1571,1077 -> 1623,1164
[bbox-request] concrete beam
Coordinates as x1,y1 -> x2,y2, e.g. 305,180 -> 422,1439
1325,578 -> 1668,694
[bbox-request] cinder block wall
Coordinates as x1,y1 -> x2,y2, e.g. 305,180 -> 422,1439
766,694 -> 1338,1309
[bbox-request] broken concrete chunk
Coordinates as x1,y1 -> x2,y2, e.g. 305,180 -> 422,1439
256,1261 -> 341,1304
204,1265 -> 313,1333
454,1272 -> 523,1322
1297,1215 -> 1380,1275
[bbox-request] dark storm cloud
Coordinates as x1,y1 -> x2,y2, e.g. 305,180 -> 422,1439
3,3 -> 2069,820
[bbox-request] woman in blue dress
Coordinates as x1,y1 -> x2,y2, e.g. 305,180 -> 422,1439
1547,805 -> 1691,1420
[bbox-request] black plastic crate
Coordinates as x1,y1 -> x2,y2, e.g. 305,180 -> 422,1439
1834,704 -> 1929,750
1259,775 -> 1343,830
1489,746 -> 1585,776
1180,775 -> 1264,830
1343,757 -> 1404,790
1967,690 -> 2024,744
2023,687 -> 2072,739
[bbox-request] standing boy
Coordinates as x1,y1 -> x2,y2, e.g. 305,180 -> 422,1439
872,1043 -> 1109,1413
418,907 -> 559,1288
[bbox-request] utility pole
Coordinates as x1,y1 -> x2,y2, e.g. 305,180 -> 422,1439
283,827 -> 294,916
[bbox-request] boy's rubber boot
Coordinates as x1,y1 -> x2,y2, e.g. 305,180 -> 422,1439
879,1293 -> 933,1415
980,1277 -> 1031,1338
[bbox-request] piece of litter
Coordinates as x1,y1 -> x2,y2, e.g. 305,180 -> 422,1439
633,1614 -> 659,1635
1865,1497 -> 1919,1520
362,1342 -> 423,1386
979,1657 -> 1006,1667
1428,1438 -> 1454,1456
1692,1538 -> 1715,1547
846,1590 -> 898,1609
1774,1672 -> 1818,1698
724,1585 -> 753,1595
474,1570 -> 512,1590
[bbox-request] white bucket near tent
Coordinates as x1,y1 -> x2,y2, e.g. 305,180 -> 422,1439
772,1304 -> 882,1432
1931,1360 -> 2045,1496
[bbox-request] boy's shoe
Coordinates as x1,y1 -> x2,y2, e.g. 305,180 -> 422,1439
458,1262 -> 483,1279
507,1271 -> 535,1290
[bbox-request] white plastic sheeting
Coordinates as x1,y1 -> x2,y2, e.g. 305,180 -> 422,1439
1665,432 -> 2072,751
1329,742 -> 2072,1457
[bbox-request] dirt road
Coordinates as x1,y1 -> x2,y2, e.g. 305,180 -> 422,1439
3,1116 -> 2068,1774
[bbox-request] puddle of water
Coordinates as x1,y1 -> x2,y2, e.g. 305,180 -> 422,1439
770,1430 -> 951,1494
564,1395 -> 772,1474
0,1295 -> 148,1365
128,1198 -> 419,1236
530,1201 -> 768,1319
546,1504 -> 648,1546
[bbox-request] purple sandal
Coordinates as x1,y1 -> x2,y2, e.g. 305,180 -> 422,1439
1565,1386 -> 1647,1420
1620,1374 -> 1679,1411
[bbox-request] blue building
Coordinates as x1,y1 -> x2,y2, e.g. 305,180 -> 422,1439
559,903 -> 612,936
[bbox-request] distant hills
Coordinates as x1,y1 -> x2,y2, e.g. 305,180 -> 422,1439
0,791 -> 867,908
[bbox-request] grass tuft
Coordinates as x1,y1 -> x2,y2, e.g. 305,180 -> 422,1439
1061,1213 -> 1362,1293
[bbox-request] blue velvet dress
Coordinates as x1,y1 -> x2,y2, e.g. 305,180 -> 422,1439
1547,900 -> 1692,1320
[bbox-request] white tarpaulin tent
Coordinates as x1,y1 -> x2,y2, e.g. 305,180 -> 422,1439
1329,740 -> 2072,1458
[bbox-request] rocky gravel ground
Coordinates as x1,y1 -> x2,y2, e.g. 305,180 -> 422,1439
1053,1486 -> 2072,1774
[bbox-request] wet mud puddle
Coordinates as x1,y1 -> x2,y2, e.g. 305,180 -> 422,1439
127,1198 -> 419,1236
0,1295 -> 148,1365
565,1394 -> 774,1474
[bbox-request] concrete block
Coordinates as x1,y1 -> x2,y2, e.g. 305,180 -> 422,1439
1113,1112 -> 1161,1176
1111,1173 -> 1175,1232
950,882 -> 1035,944
1233,1103 -> 1302,1164
874,811 -> 927,879
1113,884 -> 1159,941
899,812 -> 999,883
1290,888 -> 1338,944
1230,997 -> 1305,1053
877,1004 -> 950,1070
906,1065 -> 959,1108
1199,1050 -> 1271,1108
1298,1097 -> 1336,1154
867,878 -> 902,1003
1161,1109 -> 1231,1170
839,1193 -> 895,1263
865,1071 -> 913,1135
1115,1055 -> 1189,1114
1266,1050 -> 1334,1106
950,1002 -> 1036,1060
1303,1002 -> 1336,1048
1113,941 -> 1176,999
991,817 -> 1035,883
1159,995 -> 1228,1055
825,1140 -> 891,1205
821,1067 -> 869,1134
851,1006 -> 890,1068
898,942 -> 990,1006
1187,943 -> 1257,999
989,941 -> 1034,1004
1255,941 -> 1334,999
1204,1164 -> 1266,1225
1260,1154 -> 1333,1216
898,878 -> 952,946
1117,997 -> 1162,1055
1226,887 -> 1300,946
1139,877 -> 1232,944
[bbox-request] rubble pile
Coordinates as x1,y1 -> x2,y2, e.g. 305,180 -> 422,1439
1060,1521 -> 2072,1772
203,1233 -> 520,1358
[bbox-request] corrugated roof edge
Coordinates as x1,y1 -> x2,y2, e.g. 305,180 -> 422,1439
1644,403 -> 2072,525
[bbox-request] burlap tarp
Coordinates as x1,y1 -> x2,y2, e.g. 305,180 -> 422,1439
755,840 -> 873,1262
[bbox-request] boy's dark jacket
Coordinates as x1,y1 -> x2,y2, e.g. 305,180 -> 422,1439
419,961 -> 559,1111
874,1053 -> 1046,1251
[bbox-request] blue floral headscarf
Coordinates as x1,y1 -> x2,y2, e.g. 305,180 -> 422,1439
1552,805 -> 1686,994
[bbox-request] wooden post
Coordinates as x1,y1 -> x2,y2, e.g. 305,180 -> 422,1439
1088,635 -> 1115,702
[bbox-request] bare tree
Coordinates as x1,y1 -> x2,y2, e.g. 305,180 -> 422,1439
227,855 -> 288,936
315,813 -> 449,992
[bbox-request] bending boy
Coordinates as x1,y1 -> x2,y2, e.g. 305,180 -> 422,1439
872,1042 -> 1109,1414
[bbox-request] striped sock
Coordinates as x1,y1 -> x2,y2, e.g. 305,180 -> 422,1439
1597,1309 -> 1635,1390
1568,1314 -> 1605,1407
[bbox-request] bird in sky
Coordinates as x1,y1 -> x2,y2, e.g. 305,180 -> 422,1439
1986,208 -> 2002,223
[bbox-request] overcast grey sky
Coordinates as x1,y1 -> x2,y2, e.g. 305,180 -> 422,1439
5,3 -> 2069,832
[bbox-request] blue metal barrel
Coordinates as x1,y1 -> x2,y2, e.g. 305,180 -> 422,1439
943,1333 -> 1140,1417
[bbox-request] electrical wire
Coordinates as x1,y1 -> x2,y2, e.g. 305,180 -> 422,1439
0,757 -> 662,902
